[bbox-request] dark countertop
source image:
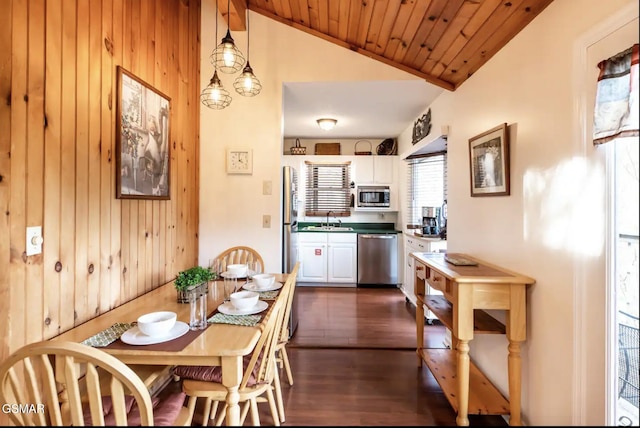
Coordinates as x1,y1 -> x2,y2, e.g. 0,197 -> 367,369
298,222 -> 401,234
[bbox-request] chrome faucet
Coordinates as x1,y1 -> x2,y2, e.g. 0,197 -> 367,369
326,211 -> 334,227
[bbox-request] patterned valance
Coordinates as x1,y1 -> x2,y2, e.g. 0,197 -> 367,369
593,44 -> 639,145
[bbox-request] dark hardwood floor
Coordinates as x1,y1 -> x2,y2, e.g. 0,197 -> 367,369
181,286 -> 508,426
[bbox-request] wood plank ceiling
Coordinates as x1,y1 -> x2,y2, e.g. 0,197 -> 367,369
217,0 -> 554,91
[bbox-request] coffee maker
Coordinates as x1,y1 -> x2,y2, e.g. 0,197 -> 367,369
421,206 -> 441,237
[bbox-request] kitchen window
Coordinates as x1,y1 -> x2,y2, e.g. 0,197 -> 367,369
304,161 -> 351,217
405,153 -> 447,227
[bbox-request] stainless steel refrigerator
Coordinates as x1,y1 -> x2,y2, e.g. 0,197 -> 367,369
282,166 -> 299,337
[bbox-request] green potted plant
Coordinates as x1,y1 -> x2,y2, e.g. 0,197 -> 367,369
174,266 -> 215,303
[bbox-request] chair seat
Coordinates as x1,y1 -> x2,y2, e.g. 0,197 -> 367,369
173,354 -> 263,386
82,392 -> 186,426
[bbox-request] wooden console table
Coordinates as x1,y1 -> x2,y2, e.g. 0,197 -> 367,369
410,252 -> 535,426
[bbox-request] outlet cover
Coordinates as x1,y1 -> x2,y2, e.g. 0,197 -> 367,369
262,215 -> 271,228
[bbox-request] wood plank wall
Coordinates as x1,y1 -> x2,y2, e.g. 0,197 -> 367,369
0,0 -> 201,366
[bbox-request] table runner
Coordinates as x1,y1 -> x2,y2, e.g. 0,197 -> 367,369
88,296 -> 278,352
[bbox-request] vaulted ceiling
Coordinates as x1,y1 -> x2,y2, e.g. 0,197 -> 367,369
218,0 -> 555,91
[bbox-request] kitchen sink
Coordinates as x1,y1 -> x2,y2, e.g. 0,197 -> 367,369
302,226 -> 354,231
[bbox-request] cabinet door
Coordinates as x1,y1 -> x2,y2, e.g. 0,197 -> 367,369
404,251 -> 414,296
298,243 -> 327,282
327,243 -> 357,283
373,156 -> 394,184
354,157 -> 374,184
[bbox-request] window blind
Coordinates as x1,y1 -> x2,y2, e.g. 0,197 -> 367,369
406,154 -> 447,227
305,161 -> 351,217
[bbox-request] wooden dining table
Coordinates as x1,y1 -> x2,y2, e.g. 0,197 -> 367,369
51,273 -> 289,426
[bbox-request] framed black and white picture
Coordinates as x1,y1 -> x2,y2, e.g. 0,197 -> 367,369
468,123 -> 510,197
116,66 -> 171,200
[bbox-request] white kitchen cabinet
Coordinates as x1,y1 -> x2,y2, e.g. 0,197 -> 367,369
298,233 -> 328,282
327,233 -> 358,283
354,156 -> 395,184
402,234 -> 447,322
298,232 -> 357,284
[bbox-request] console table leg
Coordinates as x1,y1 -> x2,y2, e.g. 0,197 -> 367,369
508,340 -> 523,426
456,340 -> 470,426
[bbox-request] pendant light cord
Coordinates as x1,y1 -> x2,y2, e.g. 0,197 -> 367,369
215,0 -> 218,43
246,9 -> 250,60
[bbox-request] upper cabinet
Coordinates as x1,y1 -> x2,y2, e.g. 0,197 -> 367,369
354,156 -> 395,184
282,138 -> 399,186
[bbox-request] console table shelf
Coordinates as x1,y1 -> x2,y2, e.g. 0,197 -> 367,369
419,348 -> 511,415
411,252 -> 535,426
416,294 -> 506,334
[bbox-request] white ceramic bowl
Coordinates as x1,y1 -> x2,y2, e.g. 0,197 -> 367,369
227,264 -> 248,277
137,311 -> 177,337
253,273 -> 275,289
230,291 -> 259,311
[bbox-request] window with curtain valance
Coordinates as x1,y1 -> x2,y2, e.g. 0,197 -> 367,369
593,43 -> 639,145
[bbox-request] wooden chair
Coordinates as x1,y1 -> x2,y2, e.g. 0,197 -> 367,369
212,246 -> 265,274
272,262 -> 299,423
0,340 -> 191,426
176,285 -> 288,426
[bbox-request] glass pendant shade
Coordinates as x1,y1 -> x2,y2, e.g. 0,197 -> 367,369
201,70 -> 231,109
211,30 -> 245,74
233,62 -> 262,97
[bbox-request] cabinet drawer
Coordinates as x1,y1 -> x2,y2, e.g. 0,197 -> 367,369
427,270 -> 449,295
299,232 -> 328,243
415,261 -> 426,280
328,233 -> 357,243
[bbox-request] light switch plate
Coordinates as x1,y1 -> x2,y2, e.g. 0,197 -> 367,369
262,215 -> 271,228
263,180 -> 272,195
26,226 -> 43,256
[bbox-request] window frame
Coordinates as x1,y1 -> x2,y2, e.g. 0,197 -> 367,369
304,160 -> 352,217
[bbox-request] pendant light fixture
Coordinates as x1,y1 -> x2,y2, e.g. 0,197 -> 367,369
211,0 -> 245,74
233,11 -> 261,97
201,0 -> 231,109
201,70 -> 232,109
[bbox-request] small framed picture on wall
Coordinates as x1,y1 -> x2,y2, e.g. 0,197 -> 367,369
468,123 -> 510,197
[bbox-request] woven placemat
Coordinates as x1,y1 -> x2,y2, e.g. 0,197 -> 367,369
82,322 -> 134,347
208,313 -> 261,327
257,291 -> 279,300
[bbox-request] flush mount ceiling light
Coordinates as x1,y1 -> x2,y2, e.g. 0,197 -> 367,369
317,118 -> 338,131
211,0 -> 245,74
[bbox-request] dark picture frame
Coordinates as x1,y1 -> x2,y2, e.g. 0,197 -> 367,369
468,123 -> 510,197
412,109 -> 432,145
116,66 -> 171,200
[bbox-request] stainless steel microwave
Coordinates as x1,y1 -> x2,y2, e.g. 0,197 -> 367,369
356,185 -> 390,208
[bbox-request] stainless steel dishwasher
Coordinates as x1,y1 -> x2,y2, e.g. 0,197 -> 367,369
357,234 -> 399,286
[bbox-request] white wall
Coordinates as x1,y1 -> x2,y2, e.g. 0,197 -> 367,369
396,0 -> 639,425
201,0 -> 638,424
199,1 -> 416,273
